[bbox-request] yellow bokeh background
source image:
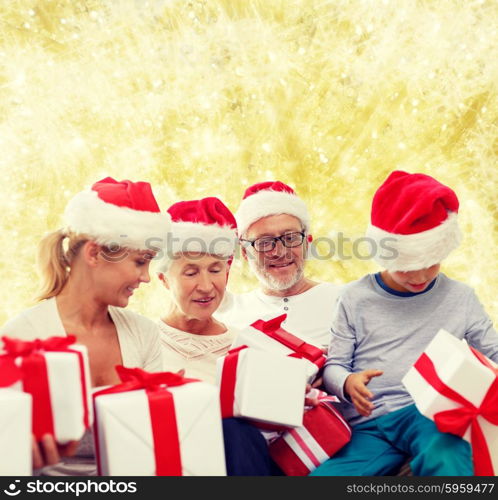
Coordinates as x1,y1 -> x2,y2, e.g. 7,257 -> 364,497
1,0 -> 497,325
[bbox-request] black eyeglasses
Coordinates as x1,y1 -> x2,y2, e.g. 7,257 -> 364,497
241,232 -> 306,252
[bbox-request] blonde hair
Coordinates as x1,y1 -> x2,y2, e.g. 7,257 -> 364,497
36,230 -> 88,301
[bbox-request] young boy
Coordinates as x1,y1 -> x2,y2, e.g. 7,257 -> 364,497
312,171 -> 498,476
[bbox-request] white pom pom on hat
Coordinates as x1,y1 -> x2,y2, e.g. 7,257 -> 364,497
63,177 -> 170,251
235,181 -> 310,237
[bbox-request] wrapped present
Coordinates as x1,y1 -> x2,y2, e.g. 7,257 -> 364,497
231,314 -> 326,383
216,346 -> 308,428
0,378 -> 32,475
269,395 -> 351,475
94,366 -> 226,476
402,329 -> 498,476
0,335 -> 92,444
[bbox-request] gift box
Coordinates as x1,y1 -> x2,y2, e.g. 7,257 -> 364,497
216,346 -> 308,428
230,314 -> 326,383
0,388 -> 32,476
402,329 -> 498,476
0,335 -> 93,444
94,366 -> 226,476
269,396 -> 351,475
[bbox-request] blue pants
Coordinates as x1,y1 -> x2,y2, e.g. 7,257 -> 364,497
222,418 -> 272,476
310,404 -> 473,476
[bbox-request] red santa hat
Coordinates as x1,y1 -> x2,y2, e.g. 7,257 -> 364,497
366,170 -> 462,271
63,177 -> 170,251
157,197 -> 238,272
235,181 -> 310,237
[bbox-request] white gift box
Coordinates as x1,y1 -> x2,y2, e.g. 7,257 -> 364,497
19,345 -> 93,444
231,319 -> 324,383
94,381 -> 226,476
216,347 -> 308,428
0,388 -> 32,476
402,329 -> 498,475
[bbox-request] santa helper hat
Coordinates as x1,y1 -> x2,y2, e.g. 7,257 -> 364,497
156,197 -> 238,273
63,177 -> 170,251
366,170 -> 462,272
235,181 -> 311,237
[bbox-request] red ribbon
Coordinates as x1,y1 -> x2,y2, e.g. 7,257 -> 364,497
414,348 -> 498,476
251,315 -> 325,369
1,336 -> 77,356
219,346 -> 248,419
93,366 -> 199,476
0,357 -> 23,387
1,335 -> 91,440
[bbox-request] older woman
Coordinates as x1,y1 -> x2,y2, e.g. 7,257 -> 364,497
156,197 -> 239,382
156,197 -> 272,475
0,177 -> 169,474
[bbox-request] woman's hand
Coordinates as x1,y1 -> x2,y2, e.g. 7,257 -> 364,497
32,434 -> 79,470
344,370 -> 383,417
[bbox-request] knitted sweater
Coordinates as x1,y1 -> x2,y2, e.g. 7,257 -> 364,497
158,320 -> 237,384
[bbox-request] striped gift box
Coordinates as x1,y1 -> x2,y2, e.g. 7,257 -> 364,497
269,397 -> 351,475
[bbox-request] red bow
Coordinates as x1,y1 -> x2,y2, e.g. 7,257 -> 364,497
1,334 -> 91,440
251,315 -> 325,368
94,366 -> 199,476
0,335 -> 78,388
1,335 -> 77,357
415,347 -> 498,476
116,365 -> 198,390
0,357 -> 22,387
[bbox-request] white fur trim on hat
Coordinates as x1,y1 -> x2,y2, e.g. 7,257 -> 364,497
64,190 -> 170,251
366,212 -> 461,272
235,190 -> 310,237
155,221 -> 238,273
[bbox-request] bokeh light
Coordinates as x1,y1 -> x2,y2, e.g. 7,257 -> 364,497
1,0 -> 497,325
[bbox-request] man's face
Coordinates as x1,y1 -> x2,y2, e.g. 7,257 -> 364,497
243,214 -> 307,292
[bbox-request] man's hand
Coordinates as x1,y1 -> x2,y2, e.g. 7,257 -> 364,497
32,434 -> 79,470
344,370 -> 383,417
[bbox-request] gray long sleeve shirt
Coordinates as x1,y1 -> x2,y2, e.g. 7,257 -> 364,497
323,273 -> 498,426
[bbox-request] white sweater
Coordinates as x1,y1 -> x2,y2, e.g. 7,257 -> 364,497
0,297 -> 163,373
0,297 -> 163,476
158,320 -> 236,385
214,282 -> 341,348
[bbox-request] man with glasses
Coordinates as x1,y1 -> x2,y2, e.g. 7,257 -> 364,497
215,181 -> 341,349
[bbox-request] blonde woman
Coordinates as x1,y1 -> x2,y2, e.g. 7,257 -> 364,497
1,177 -> 169,474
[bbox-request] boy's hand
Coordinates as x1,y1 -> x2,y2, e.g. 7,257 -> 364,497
344,370 -> 383,417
